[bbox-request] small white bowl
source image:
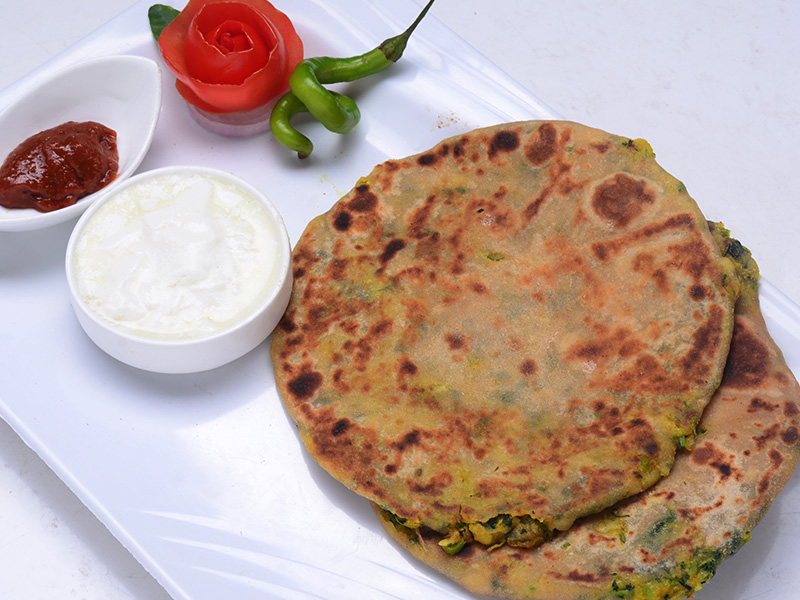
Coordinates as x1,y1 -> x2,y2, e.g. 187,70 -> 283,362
65,166 -> 293,374
0,55 -> 162,232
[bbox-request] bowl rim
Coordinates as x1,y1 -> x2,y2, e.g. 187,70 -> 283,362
0,54 -> 162,232
65,165 -> 293,350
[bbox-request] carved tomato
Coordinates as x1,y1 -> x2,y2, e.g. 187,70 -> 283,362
158,0 -> 303,113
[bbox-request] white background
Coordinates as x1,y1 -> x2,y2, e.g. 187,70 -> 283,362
1,0 -> 798,598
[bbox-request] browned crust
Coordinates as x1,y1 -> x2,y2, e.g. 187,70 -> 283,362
272,120 -> 739,540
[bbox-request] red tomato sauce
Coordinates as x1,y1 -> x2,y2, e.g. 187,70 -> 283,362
0,120 -> 119,213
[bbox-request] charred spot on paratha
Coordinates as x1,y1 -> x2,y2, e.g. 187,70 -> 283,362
721,322 -> 770,389
332,210 -> 352,231
488,129 -> 520,161
591,173 -> 656,229
379,238 -> 407,264
690,442 -> 740,482
286,370 -> 323,401
519,359 -> 537,376
347,184 -> 378,212
524,122 -> 558,165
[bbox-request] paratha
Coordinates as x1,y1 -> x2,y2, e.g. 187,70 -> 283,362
271,121 -> 741,548
375,227 -> 800,599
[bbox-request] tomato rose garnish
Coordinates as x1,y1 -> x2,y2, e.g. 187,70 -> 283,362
157,0 -> 303,114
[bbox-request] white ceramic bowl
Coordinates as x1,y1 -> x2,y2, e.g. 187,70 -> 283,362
0,55 -> 162,232
65,166 -> 293,374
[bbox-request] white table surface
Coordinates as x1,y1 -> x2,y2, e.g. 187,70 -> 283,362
1,0 -> 798,598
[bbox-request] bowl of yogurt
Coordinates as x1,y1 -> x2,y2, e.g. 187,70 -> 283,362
65,166 -> 292,373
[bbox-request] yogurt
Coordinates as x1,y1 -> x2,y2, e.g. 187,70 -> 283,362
72,170 -> 283,340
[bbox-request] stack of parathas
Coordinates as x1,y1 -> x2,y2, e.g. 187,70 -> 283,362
271,121 -> 800,599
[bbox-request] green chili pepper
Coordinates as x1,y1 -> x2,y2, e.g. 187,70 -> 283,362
270,0 -> 435,158
269,91 -> 360,159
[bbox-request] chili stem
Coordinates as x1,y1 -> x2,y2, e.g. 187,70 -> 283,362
309,0 -> 436,84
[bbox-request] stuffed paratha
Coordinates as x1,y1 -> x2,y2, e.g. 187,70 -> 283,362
375,227 -> 800,599
272,121 -> 741,548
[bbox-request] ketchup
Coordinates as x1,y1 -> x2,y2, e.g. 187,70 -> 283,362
0,120 -> 119,213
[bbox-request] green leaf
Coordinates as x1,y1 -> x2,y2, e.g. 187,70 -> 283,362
148,4 -> 180,40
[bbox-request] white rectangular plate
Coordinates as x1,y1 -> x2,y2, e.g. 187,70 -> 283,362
1,1 -> 798,598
